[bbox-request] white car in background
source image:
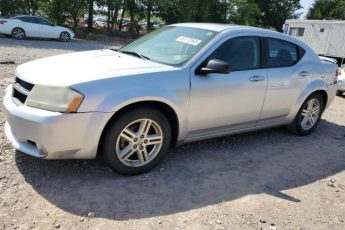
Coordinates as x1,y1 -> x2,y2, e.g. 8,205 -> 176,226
94,18 -> 107,28
337,67 -> 345,96
0,15 -> 75,41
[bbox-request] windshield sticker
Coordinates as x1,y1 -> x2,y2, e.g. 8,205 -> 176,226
176,36 -> 202,46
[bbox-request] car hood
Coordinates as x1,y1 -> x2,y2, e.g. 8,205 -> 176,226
15,49 -> 174,86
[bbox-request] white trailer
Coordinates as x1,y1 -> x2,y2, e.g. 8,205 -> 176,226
283,19 -> 345,65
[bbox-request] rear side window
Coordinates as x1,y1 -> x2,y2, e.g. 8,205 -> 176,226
267,38 -> 304,68
210,36 -> 261,71
18,16 -> 37,24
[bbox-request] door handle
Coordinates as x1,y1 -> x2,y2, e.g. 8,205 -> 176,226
249,76 -> 265,82
299,71 -> 309,77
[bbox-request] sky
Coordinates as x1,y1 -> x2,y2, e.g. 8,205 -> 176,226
299,0 -> 315,18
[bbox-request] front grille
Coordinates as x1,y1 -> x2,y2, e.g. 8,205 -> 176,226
12,77 -> 34,105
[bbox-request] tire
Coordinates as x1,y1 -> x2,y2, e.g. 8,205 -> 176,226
336,91 -> 342,96
101,107 -> 172,176
11,28 -> 25,40
287,93 -> 324,136
59,31 -> 70,42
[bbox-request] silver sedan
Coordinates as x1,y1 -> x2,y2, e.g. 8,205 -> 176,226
3,23 -> 338,175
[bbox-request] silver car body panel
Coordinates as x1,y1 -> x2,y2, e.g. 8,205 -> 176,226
3,23 -> 338,159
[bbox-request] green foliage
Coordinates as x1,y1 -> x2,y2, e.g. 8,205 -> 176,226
307,0 -> 345,20
255,0 -> 302,31
0,0 -> 308,32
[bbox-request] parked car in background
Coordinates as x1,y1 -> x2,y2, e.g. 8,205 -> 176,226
94,18 -> 107,28
3,23 -> 338,175
0,15 -> 74,41
337,67 -> 345,96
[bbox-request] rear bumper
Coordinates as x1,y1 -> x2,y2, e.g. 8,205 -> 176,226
326,83 -> 338,108
3,85 -> 112,159
338,81 -> 345,91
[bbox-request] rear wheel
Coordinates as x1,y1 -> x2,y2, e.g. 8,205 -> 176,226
11,28 -> 25,40
101,107 -> 171,176
287,93 -> 324,135
59,31 -> 70,42
336,91 -> 342,96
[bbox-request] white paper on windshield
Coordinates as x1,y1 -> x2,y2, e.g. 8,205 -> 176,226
176,36 -> 202,46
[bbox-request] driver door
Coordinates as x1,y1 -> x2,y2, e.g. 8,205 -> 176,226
188,36 -> 268,138
36,18 -> 56,38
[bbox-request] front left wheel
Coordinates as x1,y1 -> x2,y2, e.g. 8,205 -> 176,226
59,31 -> 71,42
101,107 -> 172,176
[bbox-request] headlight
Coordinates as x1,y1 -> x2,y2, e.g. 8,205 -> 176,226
25,85 -> 84,113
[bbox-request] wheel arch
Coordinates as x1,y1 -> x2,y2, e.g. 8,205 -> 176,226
287,80 -> 329,122
97,100 -> 181,158
11,27 -> 26,37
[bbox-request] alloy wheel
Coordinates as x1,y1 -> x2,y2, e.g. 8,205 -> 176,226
300,98 -> 320,130
12,28 -> 25,39
60,32 -> 70,42
115,119 -> 163,167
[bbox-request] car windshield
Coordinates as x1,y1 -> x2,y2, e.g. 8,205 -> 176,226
119,26 -> 217,66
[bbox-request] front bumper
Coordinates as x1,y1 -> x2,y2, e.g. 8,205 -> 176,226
3,85 -> 112,159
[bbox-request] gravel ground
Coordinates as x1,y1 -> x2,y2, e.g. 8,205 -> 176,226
0,36 -> 345,230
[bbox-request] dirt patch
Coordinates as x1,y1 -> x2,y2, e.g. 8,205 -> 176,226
0,37 -> 345,230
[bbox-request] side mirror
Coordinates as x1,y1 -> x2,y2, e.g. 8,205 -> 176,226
196,59 -> 230,75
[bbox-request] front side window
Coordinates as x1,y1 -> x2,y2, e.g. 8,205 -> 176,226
208,36 -> 261,71
267,38 -> 302,68
36,18 -> 53,26
119,26 -> 217,66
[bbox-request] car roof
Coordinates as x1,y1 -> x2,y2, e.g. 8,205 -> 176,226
170,23 -> 268,33
170,23 -> 313,52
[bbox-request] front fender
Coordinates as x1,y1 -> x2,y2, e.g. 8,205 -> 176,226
74,72 -> 191,141
101,87 -> 189,141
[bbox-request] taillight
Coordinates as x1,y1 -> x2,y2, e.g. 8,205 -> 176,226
335,68 -> 340,83
0,20 -> 7,25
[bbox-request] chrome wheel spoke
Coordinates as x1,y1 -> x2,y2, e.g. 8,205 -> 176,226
312,106 -> 319,115
307,100 -> 314,110
120,128 -> 138,143
301,117 -> 308,129
146,134 -> 163,145
138,148 -> 149,163
301,109 -> 309,117
308,116 -> 315,126
138,119 -> 152,136
119,145 -> 136,160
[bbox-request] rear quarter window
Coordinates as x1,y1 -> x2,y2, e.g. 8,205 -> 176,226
267,38 -> 305,68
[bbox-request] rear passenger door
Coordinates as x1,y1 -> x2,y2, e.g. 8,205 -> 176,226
258,36 -> 309,125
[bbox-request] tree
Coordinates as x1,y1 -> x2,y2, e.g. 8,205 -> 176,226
255,0 -> 302,31
307,0 -> 345,20
88,0 -> 94,32
230,0 -> 260,26
0,0 -> 44,16
67,0 -> 87,28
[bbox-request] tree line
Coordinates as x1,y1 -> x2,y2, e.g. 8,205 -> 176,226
307,0 -> 345,20
1,0 -> 344,34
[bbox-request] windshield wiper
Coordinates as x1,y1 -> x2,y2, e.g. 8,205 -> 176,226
118,50 -> 150,60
